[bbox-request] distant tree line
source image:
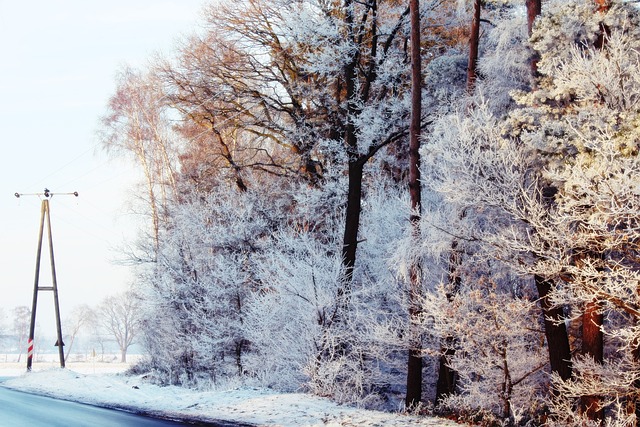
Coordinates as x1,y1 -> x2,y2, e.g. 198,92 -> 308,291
0,292 -> 140,364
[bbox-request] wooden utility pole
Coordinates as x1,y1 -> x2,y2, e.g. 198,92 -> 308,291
16,189 -> 77,371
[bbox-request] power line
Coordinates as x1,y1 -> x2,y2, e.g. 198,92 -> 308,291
23,143 -> 101,193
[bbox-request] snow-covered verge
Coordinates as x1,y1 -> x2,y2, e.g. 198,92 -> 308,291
2,368 -> 462,426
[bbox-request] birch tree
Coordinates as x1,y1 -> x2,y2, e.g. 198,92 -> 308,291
100,67 -> 179,258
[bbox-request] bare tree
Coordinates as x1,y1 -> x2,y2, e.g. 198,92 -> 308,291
87,317 -> 110,363
99,292 -> 140,363
63,304 -> 95,362
12,306 -> 30,363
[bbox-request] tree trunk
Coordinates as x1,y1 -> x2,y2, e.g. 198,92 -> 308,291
581,300 -> 604,422
435,242 -> 461,405
535,276 -> 572,383
339,0 -> 361,291
466,0 -> 481,93
630,338 -> 640,419
594,0 -> 611,12
405,0 -> 423,409
525,0 -> 541,35
341,160 -> 364,287
435,344 -> 456,406
526,0 -> 541,78
121,348 -> 127,363
406,344 -> 422,409
407,2 -> 421,224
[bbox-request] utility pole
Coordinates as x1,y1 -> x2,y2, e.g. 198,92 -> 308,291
15,189 -> 78,371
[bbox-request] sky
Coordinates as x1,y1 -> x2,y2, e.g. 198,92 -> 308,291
0,0 -> 209,335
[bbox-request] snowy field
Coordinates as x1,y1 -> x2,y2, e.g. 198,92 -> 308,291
0,363 -> 461,426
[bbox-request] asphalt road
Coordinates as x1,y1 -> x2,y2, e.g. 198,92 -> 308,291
0,378 -> 253,427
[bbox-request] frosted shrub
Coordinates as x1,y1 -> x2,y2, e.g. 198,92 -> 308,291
135,180 -> 288,386
243,231 -> 343,391
420,279 -> 548,424
245,179 -> 416,409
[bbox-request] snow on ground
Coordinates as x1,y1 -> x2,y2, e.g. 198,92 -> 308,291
1,363 -> 461,426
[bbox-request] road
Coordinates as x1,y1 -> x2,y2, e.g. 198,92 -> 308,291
0,378 -> 252,427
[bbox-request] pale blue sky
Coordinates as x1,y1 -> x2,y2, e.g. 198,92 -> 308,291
0,1 -> 208,332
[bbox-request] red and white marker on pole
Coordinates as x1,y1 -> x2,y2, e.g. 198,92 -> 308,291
27,339 -> 34,362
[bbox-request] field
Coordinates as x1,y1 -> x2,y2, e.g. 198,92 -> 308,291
0,353 -> 142,376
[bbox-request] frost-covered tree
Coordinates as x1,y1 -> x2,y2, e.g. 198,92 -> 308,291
243,227 -> 345,392
420,98 -> 555,423
420,0 -> 640,424
508,1 -> 640,423
136,179 -> 287,385
242,176 -> 417,408
159,0 -> 422,295
418,0 -> 544,414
